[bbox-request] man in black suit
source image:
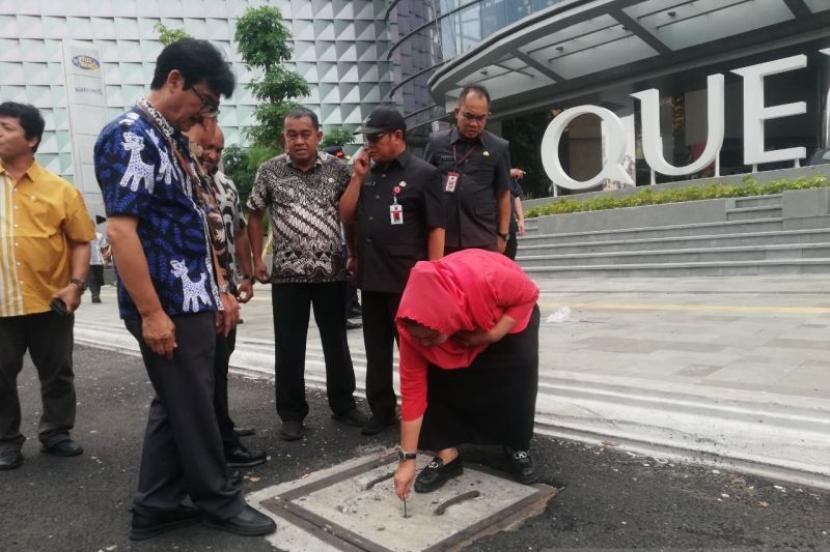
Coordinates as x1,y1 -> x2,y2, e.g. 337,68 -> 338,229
424,84 -> 512,254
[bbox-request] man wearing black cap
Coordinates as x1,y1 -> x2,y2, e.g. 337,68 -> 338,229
340,106 -> 445,435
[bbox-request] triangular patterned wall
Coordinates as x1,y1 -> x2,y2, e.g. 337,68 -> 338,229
0,0 -> 395,186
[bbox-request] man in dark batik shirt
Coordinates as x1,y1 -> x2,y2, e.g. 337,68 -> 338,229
95,39 -> 275,541
187,121 -> 265,471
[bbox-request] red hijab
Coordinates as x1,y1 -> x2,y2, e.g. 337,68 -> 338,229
396,249 -> 537,369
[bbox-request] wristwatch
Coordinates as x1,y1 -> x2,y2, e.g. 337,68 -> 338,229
69,277 -> 87,291
397,447 -> 417,461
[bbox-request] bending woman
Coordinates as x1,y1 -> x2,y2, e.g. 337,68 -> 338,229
393,249 -> 540,499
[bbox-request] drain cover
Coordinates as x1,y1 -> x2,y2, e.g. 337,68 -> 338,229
250,450 -> 557,552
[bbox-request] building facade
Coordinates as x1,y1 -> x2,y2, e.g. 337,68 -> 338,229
384,0 -> 830,197
0,0 -> 392,216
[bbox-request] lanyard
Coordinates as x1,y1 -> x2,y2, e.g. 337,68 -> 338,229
451,143 -> 477,170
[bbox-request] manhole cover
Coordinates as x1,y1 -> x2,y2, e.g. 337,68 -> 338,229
250,450 -> 557,551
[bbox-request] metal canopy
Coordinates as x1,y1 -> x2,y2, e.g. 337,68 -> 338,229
429,0 -> 830,114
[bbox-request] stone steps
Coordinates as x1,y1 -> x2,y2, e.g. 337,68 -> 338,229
516,190 -> 830,276
518,243 -> 830,267
521,258 -> 830,278
520,217 -> 786,245
518,228 -> 830,256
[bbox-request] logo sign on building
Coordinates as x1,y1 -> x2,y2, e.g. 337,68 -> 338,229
62,41 -> 108,219
542,51 -> 830,191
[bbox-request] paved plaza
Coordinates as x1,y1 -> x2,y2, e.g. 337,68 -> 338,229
2,346 -> 828,552
75,273 -> 830,490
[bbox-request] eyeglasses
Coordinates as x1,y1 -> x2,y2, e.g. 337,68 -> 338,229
190,87 -> 220,117
460,110 -> 489,123
364,132 -> 388,145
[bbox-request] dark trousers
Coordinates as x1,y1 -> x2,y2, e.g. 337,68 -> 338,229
361,291 -> 402,419
214,329 -> 240,454
126,313 -> 243,519
87,265 -> 104,299
0,312 -> 76,452
272,281 -> 357,422
504,233 -> 518,260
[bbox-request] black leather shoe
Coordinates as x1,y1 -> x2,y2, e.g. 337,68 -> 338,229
504,446 -> 537,484
41,439 -> 83,457
332,408 -> 368,428
226,444 -> 267,468
234,426 -> 256,437
345,319 -> 362,330
414,456 -> 463,493
130,505 -> 201,541
0,449 -> 23,471
204,505 -> 276,536
361,413 -> 397,435
279,421 -> 304,441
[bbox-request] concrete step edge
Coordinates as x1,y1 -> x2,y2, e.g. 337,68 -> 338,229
522,258 -> 830,272
537,380 -> 830,431
518,243 -> 830,262
726,206 -> 783,214
519,228 -> 830,252
520,218 -> 785,242
534,419 -> 830,492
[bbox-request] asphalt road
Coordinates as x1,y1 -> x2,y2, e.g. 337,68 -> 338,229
1,346 -> 828,552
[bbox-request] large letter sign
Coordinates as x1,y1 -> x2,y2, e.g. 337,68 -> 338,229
540,106 -> 633,191
731,55 -> 807,167
632,74 -> 725,176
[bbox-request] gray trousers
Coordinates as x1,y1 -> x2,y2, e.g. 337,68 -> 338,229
0,311 -> 77,452
126,312 -> 244,519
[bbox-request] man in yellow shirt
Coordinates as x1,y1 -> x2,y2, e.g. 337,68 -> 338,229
0,101 -> 95,470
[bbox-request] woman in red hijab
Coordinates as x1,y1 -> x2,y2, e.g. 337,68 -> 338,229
392,249 -> 540,499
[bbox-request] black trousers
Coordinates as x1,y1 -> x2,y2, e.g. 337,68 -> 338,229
214,329 -> 240,454
361,291 -> 402,419
272,281 -> 357,422
420,305 -> 540,452
0,312 -> 76,451
126,313 -> 243,519
87,265 -> 104,299
504,233 -> 518,260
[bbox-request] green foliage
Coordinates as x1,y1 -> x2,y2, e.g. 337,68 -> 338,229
234,7 -> 293,71
244,102 -> 299,150
525,176 -> 830,218
320,127 -> 355,149
234,6 -> 309,148
155,22 -> 191,46
222,144 -> 279,207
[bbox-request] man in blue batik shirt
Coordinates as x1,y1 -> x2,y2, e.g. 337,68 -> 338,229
94,39 -> 275,541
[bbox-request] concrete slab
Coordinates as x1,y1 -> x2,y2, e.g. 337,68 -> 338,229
249,451 -> 556,552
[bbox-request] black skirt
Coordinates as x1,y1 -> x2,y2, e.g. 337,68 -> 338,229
419,305 -> 539,452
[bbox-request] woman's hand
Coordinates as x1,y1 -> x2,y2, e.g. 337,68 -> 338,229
453,327 -> 498,347
394,461 -> 416,500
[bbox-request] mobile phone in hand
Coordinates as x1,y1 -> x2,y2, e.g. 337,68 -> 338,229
50,298 -> 69,316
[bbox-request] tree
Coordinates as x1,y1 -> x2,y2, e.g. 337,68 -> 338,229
235,6 -> 310,149
222,144 -> 278,207
154,21 -> 191,46
320,127 -> 355,149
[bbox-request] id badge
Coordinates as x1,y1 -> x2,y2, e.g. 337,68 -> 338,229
389,203 -> 404,225
444,172 -> 459,193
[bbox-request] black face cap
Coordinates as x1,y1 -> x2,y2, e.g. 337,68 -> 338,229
356,106 -> 406,137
